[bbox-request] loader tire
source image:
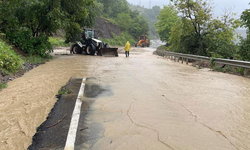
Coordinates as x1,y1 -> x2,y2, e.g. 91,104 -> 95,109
72,44 -> 82,54
85,44 -> 96,55
142,43 -> 145,47
135,44 -> 137,47
147,43 -> 150,47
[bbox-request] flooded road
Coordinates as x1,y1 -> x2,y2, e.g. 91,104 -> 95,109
0,47 -> 250,150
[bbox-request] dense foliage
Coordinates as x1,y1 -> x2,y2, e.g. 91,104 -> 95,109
171,0 -> 239,57
6,30 -> 53,57
129,4 -> 160,39
0,0 -> 95,57
155,5 -> 178,42
0,0 -> 150,53
156,0 -> 244,60
96,0 -> 149,41
239,6 -> 250,61
97,0 -> 130,18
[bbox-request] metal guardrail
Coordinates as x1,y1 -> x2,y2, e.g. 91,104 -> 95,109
213,58 -> 250,69
156,50 -> 250,76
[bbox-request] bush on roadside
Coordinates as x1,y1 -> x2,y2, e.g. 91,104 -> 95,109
6,29 -> 53,58
0,82 -> 7,89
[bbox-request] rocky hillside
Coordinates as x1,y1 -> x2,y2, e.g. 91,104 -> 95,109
93,17 -> 121,39
53,17 -> 121,40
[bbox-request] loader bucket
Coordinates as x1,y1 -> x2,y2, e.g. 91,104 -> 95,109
99,48 -> 118,57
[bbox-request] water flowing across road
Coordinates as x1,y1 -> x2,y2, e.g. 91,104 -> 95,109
0,47 -> 250,150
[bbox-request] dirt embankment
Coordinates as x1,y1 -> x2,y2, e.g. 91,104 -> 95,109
54,17 -> 121,39
0,63 -> 41,85
93,17 -> 121,39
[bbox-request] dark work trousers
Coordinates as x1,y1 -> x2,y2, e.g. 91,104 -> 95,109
125,51 -> 129,57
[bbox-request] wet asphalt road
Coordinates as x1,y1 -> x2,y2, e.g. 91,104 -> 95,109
28,77 -> 114,150
28,78 -> 83,150
25,46 -> 250,149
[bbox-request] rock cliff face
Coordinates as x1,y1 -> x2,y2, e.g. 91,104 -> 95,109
93,17 -> 121,39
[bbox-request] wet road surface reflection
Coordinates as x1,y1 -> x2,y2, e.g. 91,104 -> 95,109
0,47 -> 250,150
76,47 -> 250,149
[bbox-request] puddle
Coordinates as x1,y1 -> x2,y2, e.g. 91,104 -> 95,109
84,77 -> 113,98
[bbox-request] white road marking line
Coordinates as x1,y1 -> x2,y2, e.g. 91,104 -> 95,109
64,78 -> 85,150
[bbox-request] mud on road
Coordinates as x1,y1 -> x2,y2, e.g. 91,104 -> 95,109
0,47 -> 122,149
0,52 -> 85,149
1,47 -> 250,150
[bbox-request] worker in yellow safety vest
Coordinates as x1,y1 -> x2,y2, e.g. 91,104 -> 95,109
125,41 -> 130,57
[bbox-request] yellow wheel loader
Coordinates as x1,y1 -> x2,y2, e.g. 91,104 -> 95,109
135,35 -> 150,47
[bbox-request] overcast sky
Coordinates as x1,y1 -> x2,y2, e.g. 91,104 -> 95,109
127,0 -> 250,18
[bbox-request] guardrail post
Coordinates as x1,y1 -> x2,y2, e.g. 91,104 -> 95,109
244,68 -> 248,76
177,57 -> 179,62
186,58 -> 189,65
181,57 -> 183,64
199,60 -> 201,68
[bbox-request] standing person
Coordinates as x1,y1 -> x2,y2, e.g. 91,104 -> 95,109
125,41 -> 130,57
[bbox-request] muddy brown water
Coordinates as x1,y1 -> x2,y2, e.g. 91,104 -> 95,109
0,47 -> 250,150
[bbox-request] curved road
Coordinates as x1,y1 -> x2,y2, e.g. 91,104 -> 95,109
0,47 -> 250,150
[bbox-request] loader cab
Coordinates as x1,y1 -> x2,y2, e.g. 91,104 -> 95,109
85,29 -> 95,39
140,35 -> 146,40
81,29 -> 96,44
135,35 -> 150,47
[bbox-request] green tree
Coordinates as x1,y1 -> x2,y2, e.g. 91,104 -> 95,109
170,0 -> 213,55
96,0 -> 129,18
60,0 -> 95,42
15,0 -> 61,37
0,0 -> 20,33
1,0 -> 95,57
168,0 -> 238,58
94,0 -> 149,40
128,11 -> 149,39
94,1 -> 104,16
239,5 -> 250,61
116,13 -> 132,31
241,7 -> 250,29
155,4 -> 178,42
238,37 -> 250,61
152,6 -> 161,17
129,4 -> 160,38
205,12 -> 239,58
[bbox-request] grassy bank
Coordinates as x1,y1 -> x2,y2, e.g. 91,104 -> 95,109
101,32 -> 136,46
0,39 -> 23,88
0,39 -> 23,74
49,37 -> 70,47
0,39 -> 52,90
